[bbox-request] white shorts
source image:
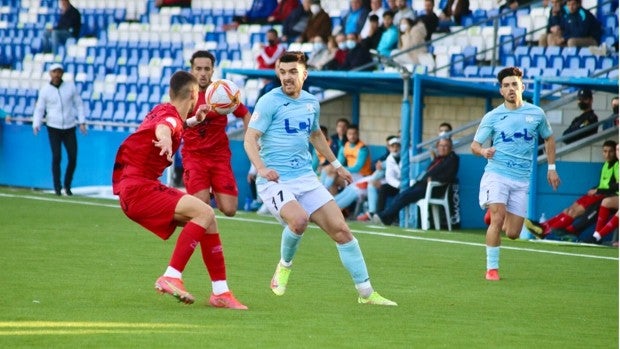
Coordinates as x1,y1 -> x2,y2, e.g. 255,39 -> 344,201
257,173 -> 333,225
478,171 -> 529,217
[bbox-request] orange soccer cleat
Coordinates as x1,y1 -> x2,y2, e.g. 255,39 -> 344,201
209,292 -> 248,310
155,276 -> 195,304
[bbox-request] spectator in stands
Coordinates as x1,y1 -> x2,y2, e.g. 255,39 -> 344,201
330,118 -> 350,158
298,0 -> 332,43
357,135 -> 401,221
267,0 -> 301,24
308,35 -> 337,70
562,88 -> 598,144
339,33 -> 374,71
224,0 -> 277,30
281,0 -> 312,43
376,10 -> 399,57
439,0 -> 472,27
312,125 -> 331,174
393,0 -> 416,25
324,124 -> 372,195
386,0 -> 398,12
41,0 -> 81,55
418,0 -> 439,41
361,14 -> 384,50
372,138 -> 459,226
499,0 -> 520,13
538,0 -> 566,47
32,63 -> 86,196
557,0 -> 602,47
395,17 -> 428,64
257,29 -> 286,69
155,0 -> 191,7
360,0 -> 386,39
323,33 -> 349,70
525,140 -> 618,239
341,0 -> 371,35
602,96 -> 619,130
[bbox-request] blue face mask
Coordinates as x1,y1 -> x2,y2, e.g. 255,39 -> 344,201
345,40 -> 356,50
313,42 -> 326,51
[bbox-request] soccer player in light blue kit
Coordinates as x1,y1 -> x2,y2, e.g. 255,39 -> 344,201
244,51 -> 396,305
471,67 -> 561,281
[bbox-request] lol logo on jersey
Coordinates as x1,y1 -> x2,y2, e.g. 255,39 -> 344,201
285,118 -> 311,134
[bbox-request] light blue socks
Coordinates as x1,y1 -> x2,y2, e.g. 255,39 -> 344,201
337,238 -> 370,284
486,245 -> 500,270
281,226 -> 302,265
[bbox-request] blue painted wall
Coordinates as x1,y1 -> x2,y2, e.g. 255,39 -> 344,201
0,123 -> 603,229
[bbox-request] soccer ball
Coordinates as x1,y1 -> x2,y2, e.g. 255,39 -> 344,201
205,79 -> 241,115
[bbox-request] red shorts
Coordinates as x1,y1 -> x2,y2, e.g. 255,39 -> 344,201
183,157 -> 238,196
116,178 -> 185,240
575,193 -> 606,209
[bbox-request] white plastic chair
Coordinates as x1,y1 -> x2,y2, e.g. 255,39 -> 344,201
408,181 -> 453,231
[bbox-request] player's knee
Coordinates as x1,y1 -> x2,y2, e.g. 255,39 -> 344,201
194,205 -> 216,228
220,206 -> 237,217
288,216 -> 309,234
505,230 -> 520,240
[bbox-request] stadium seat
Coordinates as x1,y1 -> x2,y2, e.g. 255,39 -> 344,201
548,54 -> 564,70
463,65 -> 479,77
450,53 -> 465,77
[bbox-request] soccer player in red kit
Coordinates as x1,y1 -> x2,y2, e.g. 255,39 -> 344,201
182,50 -> 252,216
112,71 -> 247,309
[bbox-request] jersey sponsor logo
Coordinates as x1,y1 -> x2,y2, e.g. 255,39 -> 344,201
290,157 -> 301,168
165,117 -> 178,128
306,103 -> 315,113
525,115 -> 535,123
250,111 -> 260,122
500,128 -> 534,143
284,118 -> 311,134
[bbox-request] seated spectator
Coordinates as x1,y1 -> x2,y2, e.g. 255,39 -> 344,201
499,0 -> 519,13
602,96 -> 619,130
323,124 -> 372,195
281,0 -> 312,43
358,136 -> 401,221
361,14 -> 384,50
393,0 -> 415,25
256,29 -> 286,70
155,0 -> 191,7
525,140 -> 619,238
308,35 -> 337,70
298,0 -> 332,43
360,0 -> 386,39
372,137 -> 459,226
538,0 -> 566,46
557,0 -> 602,47
376,10 -> 399,57
340,33 -> 374,71
394,17 -> 428,65
439,0 -> 471,27
323,33 -> 349,70
224,0 -> 278,30
386,0 -> 398,12
41,0 -> 81,55
267,0 -> 301,24
562,88 -> 598,144
341,0 -> 370,35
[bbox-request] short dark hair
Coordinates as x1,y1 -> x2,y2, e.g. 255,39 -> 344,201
190,50 -> 216,67
280,51 -> 307,68
603,140 -> 617,149
383,10 -> 394,18
267,28 -> 279,36
497,66 -> 523,84
336,118 -> 350,126
369,14 -> 379,22
439,122 -> 453,131
169,70 -> 197,100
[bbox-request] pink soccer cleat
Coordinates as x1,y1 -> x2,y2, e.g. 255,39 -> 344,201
154,276 -> 195,304
209,292 -> 248,310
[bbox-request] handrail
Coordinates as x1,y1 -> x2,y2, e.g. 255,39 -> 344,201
537,125 -> 619,163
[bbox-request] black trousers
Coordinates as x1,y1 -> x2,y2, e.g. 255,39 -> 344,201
47,126 -> 77,191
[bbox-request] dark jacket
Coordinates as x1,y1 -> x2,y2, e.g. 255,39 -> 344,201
56,4 -> 81,38
562,110 -> 598,144
341,44 -> 373,71
560,7 -> 602,43
419,151 -> 460,185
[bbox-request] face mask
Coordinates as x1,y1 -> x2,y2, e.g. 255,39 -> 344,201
313,42 -> 325,51
399,24 -> 409,33
578,101 -> 589,110
310,4 -> 321,15
345,40 -> 356,50
613,106 -> 618,114
268,39 -> 276,45
338,42 -> 347,50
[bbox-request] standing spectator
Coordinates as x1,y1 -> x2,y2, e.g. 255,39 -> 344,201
281,0 -> 312,43
41,0 -> 81,54
330,117 -> 350,157
471,67 -> 560,281
181,51 -> 252,217
267,0 -> 301,24
372,138 -> 459,226
112,71 -> 247,309
243,51 -> 396,306
32,63 -> 86,196
557,0 -> 602,47
538,0 -> 566,46
562,88 -> 598,144
298,0 -> 332,43
386,0 -> 398,12
307,35 -> 337,70
361,14 -> 384,50
257,29 -> 286,69
439,0 -> 471,27
376,10 -> 399,57
340,33 -> 374,71
393,0 -> 416,25
418,0 -> 439,41
360,0 -> 386,39
341,0 -> 370,35
324,124 -> 372,195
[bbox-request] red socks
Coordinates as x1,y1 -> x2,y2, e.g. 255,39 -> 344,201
595,206 -> 612,232
542,212 -> 574,233
169,221 -> 205,273
200,233 -> 227,282
599,214 -> 619,238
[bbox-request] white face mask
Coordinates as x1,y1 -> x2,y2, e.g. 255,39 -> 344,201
399,23 -> 409,33
310,4 -> 321,14
345,40 -> 356,49
313,42 -> 325,51
338,42 -> 347,50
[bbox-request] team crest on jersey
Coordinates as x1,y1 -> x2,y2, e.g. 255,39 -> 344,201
166,117 -> 178,128
306,104 -> 315,113
250,111 -> 260,122
525,115 -> 535,123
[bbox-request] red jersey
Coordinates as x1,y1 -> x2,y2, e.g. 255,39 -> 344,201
181,90 -> 249,160
112,103 -> 184,194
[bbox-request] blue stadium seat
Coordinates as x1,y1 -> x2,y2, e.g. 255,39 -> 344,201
479,65 -> 494,77
533,54 -> 548,69
548,54 -> 564,70
565,55 -> 580,69
450,53 -> 465,77
464,65 -> 479,77
462,45 -> 477,65
583,56 -> 597,72
518,54 -> 532,69
544,46 -> 561,57
89,100 -> 103,121
514,45 -> 529,57
524,67 -> 541,79
598,56 -> 616,70
125,102 -> 138,123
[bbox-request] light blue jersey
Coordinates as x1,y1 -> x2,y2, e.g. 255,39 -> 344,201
249,87 -> 321,184
474,102 -> 553,181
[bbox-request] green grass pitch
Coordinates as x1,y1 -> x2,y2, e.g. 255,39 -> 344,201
0,187 -> 617,348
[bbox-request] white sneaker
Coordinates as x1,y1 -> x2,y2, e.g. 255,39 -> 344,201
257,203 -> 270,215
